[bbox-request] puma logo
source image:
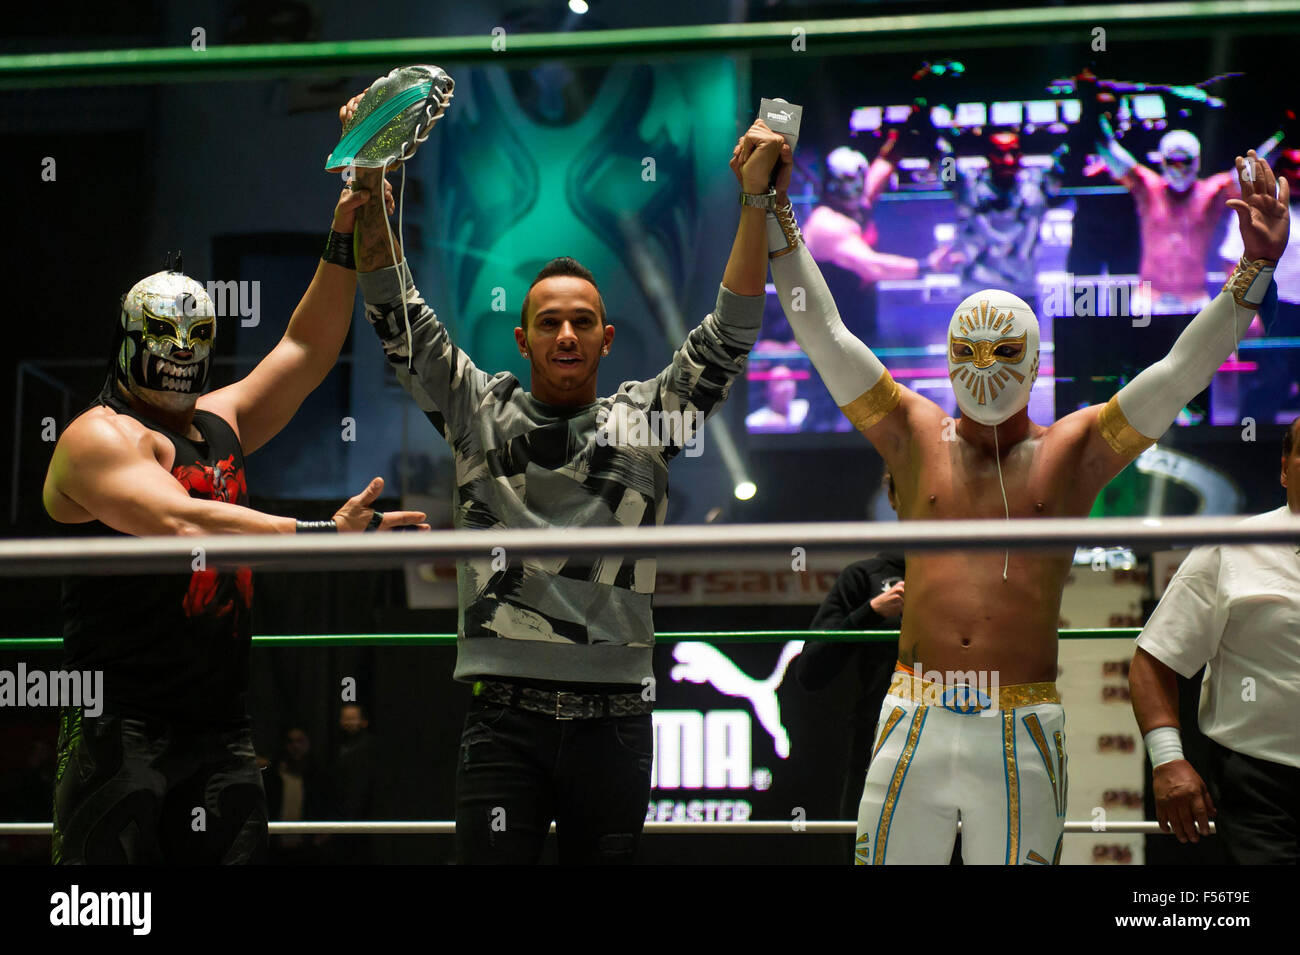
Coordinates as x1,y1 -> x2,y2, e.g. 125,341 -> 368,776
670,642 -> 804,758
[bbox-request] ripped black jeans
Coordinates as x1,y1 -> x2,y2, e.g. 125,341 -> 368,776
454,698 -> 653,865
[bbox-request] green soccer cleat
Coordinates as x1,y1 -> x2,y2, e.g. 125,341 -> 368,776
325,64 -> 455,172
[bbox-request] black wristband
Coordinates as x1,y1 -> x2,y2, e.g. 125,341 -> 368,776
322,230 -> 356,270
296,520 -> 338,533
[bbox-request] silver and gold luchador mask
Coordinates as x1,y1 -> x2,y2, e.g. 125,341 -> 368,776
116,270 -> 215,412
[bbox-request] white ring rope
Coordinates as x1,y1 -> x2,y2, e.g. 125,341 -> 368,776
1,516 -> 1294,576
0,821 -> 1204,836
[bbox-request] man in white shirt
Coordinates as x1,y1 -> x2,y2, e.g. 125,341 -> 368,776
1130,416 -> 1300,863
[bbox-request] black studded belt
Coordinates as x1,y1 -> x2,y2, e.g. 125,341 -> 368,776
473,680 -> 653,720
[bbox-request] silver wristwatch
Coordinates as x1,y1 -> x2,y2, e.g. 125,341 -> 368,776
740,188 -> 778,209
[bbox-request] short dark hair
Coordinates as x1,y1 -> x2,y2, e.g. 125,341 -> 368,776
521,257 -> 605,331
1285,415 -> 1300,459
882,469 -> 896,498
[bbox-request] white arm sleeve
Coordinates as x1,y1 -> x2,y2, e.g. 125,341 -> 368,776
766,217 -> 898,424
1104,275 -> 1272,449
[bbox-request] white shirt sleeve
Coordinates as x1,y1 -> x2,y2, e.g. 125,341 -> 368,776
1136,545 -> 1229,678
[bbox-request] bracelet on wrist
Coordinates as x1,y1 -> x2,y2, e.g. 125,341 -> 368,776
740,187 -> 778,210
296,519 -> 338,533
322,230 -> 356,270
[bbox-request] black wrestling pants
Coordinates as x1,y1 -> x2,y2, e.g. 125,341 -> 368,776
1208,739 -> 1300,865
53,707 -> 268,865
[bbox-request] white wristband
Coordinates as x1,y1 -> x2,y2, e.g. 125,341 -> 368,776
1144,726 -> 1185,768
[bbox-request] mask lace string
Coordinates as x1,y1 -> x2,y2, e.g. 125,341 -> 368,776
379,158 -> 413,373
993,422 -> 1010,581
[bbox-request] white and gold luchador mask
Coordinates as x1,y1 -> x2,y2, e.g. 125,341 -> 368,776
947,290 -> 1039,426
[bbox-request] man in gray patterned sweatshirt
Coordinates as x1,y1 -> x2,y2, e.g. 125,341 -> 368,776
343,94 -> 791,863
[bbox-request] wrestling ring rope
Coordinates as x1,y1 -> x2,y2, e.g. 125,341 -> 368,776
1,514 -> 1283,840
0,515 -> 1295,575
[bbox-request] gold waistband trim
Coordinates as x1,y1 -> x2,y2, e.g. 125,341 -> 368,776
888,667 -> 1059,712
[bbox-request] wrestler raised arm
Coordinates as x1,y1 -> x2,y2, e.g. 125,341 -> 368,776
1059,149 -> 1287,503
45,185 -> 429,537
764,146 -> 943,474
1082,72 -> 1268,309
43,184 -> 427,868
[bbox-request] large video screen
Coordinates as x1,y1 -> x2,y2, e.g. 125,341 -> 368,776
746,59 -> 1300,439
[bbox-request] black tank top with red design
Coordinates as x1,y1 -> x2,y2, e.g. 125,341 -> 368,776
59,393 -> 254,727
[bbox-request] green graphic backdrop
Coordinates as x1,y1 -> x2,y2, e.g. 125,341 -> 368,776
421,60 -> 743,385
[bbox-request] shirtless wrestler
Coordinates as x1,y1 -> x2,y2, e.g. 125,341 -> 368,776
755,131 -> 1287,864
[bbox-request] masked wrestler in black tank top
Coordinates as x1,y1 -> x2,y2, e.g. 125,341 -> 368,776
57,390 -> 254,728
52,390 -> 267,864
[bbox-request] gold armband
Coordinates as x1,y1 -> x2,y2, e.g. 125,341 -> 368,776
1098,395 -> 1156,458
840,371 -> 901,434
